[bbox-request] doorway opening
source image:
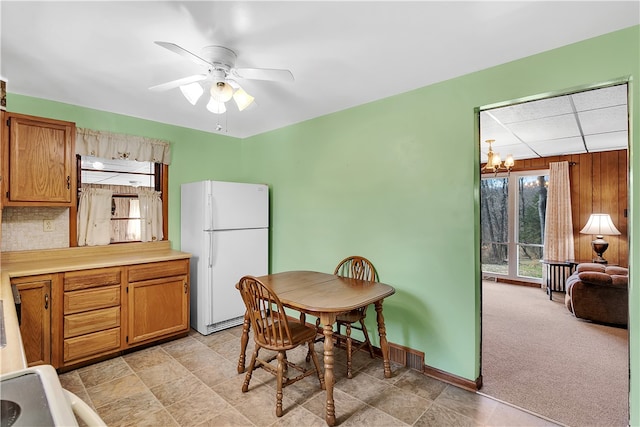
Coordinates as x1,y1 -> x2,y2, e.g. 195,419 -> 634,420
478,82 -> 630,426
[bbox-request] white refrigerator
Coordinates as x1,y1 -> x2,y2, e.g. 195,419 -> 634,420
181,180 -> 269,335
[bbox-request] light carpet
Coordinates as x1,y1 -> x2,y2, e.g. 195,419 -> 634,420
481,281 -> 628,427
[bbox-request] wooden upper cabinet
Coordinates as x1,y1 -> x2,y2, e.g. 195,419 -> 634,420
2,112 -> 75,206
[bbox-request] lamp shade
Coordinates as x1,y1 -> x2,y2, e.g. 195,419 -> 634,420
233,87 -> 255,111
580,214 -> 621,236
210,81 -> 234,103
206,98 -> 227,114
179,82 -> 204,105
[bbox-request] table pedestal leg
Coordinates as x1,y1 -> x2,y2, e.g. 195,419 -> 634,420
321,314 -> 336,426
237,312 -> 250,374
375,300 -> 392,378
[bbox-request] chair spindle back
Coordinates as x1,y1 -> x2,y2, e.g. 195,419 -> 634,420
238,276 -> 293,349
334,256 -> 378,282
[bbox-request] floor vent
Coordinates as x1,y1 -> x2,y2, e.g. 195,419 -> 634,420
206,316 -> 244,334
389,342 -> 424,371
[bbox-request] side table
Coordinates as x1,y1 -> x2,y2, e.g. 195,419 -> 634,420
540,260 -> 574,300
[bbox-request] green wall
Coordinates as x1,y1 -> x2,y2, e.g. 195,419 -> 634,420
6,25 -> 639,425
240,25 -> 640,424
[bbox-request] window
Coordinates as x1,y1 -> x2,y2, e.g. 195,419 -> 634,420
74,155 -> 168,244
481,170 -> 548,281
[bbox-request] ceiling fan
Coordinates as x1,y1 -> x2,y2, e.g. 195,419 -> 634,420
149,41 -> 294,114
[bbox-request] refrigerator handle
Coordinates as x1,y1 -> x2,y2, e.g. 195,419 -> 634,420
208,232 -> 214,267
207,193 -> 214,231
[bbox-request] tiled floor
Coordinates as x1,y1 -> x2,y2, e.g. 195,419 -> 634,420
59,327 -> 560,426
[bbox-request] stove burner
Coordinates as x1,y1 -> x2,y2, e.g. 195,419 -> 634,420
0,400 -> 21,427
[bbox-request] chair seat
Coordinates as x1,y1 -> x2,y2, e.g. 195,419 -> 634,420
284,321 -> 318,345
258,319 -> 318,350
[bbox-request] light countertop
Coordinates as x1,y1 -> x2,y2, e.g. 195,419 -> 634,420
0,241 -> 190,374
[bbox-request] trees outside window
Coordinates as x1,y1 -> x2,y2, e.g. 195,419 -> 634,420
481,171 -> 548,281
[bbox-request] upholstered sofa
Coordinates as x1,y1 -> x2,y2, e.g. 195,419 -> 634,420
565,263 -> 628,327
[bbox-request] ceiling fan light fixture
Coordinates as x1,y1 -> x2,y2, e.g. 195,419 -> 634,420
210,81 -> 234,103
206,97 -> 227,114
233,87 -> 255,111
179,82 -> 204,105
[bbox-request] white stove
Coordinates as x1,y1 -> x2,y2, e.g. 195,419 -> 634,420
0,365 -> 105,427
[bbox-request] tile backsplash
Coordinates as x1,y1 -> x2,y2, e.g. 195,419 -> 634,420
1,207 -> 70,251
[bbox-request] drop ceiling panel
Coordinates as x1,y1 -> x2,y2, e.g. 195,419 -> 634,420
577,105 -> 628,134
480,84 -> 628,162
496,144 -> 538,160
585,131 -> 629,152
507,114 -> 580,142
527,137 -> 586,157
480,124 -> 520,147
571,85 -> 627,111
488,96 -> 573,124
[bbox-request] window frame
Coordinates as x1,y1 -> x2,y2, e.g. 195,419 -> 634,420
70,155 -> 168,246
481,168 -> 549,283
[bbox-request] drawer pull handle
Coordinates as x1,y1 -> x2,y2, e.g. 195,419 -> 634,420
184,283 -> 187,294
44,293 -> 49,310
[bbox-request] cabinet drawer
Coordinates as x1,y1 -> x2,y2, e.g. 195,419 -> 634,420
64,267 -> 121,291
64,328 -> 120,363
64,306 -> 121,338
128,259 -> 189,283
64,285 -> 120,314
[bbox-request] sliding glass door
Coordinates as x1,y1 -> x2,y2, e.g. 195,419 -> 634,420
481,170 -> 548,282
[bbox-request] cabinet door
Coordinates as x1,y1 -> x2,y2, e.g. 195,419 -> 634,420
3,113 -> 75,206
127,275 -> 189,345
14,279 -> 51,366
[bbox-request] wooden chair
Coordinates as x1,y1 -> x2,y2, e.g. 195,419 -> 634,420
237,275 -> 325,417
308,256 -> 378,378
334,256 -> 378,378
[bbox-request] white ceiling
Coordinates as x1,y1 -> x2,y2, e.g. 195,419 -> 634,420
1,1 -> 638,144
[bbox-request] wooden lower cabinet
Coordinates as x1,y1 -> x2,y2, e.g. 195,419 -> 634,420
52,258 -> 189,368
127,275 -> 189,345
126,260 -> 190,346
12,275 -> 53,366
64,328 -> 121,362
61,267 -> 122,366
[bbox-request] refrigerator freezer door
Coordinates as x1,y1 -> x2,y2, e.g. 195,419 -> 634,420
209,181 -> 269,230
209,228 -> 268,330
181,181 -> 209,232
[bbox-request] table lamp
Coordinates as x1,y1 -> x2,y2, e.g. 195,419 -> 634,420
579,213 -> 621,264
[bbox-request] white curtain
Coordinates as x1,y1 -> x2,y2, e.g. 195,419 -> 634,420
138,188 -> 163,242
126,199 -> 141,241
77,187 -> 113,246
543,161 -> 575,289
76,128 -> 171,164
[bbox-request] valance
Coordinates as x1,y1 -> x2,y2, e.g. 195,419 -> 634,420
76,128 -> 172,165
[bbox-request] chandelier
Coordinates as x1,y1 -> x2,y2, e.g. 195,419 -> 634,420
482,139 -> 514,175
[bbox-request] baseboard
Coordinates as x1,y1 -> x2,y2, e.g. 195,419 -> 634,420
492,277 -> 540,288
388,341 -> 481,391
297,318 -> 482,392
423,365 -> 482,392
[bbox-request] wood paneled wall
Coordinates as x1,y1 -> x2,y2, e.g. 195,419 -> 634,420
509,149 -> 628,267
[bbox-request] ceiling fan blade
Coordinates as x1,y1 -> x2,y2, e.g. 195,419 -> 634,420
149,74 -> 207,91
154,41 -> 212,68
232,67 -> 294,82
